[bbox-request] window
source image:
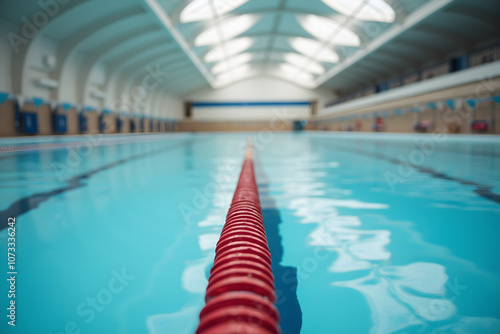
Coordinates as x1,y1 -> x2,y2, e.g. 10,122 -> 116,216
284,53 -> 325,74
195,15 -> 259,46
211,53 -> 253,74
204,37 -> 254,62
289,37 -> 339,63
180,0 -> 250,23
298,15 -> 360,47
321,0 -> 395,22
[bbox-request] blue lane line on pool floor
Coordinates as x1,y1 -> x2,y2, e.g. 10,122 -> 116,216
261,204 -> 303,334
318,140 -> 500,205
0,141 -> 188,231
255,157 -> 302,334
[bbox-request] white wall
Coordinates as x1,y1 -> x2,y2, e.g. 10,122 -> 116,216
0,16 -> 184,120
0,19 -> 18,92
22,34 -> 59,100
147,92 -> 183,119
58,51 -> 85,104
188,76 -> 333,102
164,94 -> 184,119
186,76 -> 335,121
83,62 -> 107,108
192,106 -> 310,121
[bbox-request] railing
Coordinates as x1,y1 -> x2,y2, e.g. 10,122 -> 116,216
326,42 -> 500,108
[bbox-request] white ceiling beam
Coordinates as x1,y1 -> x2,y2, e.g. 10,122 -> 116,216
142,0 -> 216,87
313,0 -> 456,88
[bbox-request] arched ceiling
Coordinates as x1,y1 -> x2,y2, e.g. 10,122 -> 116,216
161,0 -> 425,89
1,0 -> 499,109
0,0 -> 208,115
158,0 -> 500,93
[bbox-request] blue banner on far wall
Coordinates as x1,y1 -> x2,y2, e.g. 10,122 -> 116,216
192,101 -> 311,108
446,99 -> 455,110
33,97 -> 44,109
493,96 -> 500,105
62,103 -> 72,112
0,92 -> 9,106
466,99 -> 477,110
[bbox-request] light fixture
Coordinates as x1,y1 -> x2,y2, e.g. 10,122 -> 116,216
289,37 -> 339,63
91,90 -> 106,99
195,14 -> 259,46
180,0 -> 250,23
34,78 -> 59,89
298,15 -> 360,47
204,37 -> 254,62
321,0 -> 395,22
284,53 -> 325,74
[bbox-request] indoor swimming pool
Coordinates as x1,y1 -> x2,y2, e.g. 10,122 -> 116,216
1,132 -> 499,334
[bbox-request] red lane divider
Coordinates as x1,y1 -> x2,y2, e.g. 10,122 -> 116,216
196,142 -> 281,334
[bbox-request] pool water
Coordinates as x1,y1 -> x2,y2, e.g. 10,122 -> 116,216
0,132 -> 499,334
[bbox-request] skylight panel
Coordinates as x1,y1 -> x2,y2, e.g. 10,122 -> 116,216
204,37 -> 254,62
280,63 -> 315,83
180,0 -> 250,23
195,15 -> 259,46
215,64 -> 253,85
289,37 -> 340,63
298,15 -> 361,47
211,53 -> 253,74
284,53 -> 325,75
321,0 -> 395,23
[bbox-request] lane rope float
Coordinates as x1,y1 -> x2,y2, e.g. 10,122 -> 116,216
196,140 -> 281,334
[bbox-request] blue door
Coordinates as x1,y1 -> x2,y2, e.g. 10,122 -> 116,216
22,112 -> 38,134
54,114 -> 67,133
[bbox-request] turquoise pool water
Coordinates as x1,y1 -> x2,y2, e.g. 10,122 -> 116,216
0,132 -> 499,334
